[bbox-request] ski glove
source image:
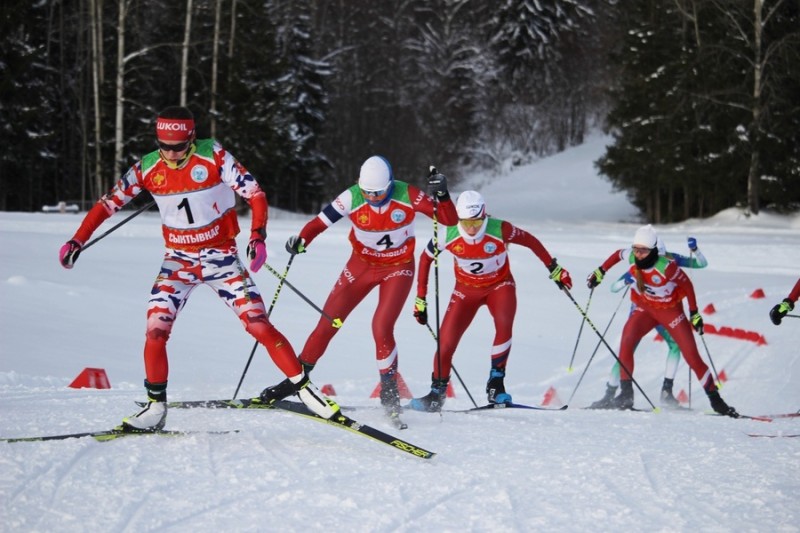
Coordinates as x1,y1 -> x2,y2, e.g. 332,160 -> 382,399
247,238 -> 267,272
428,173 -> 450,202
285,235 -> 306,255
59,239 -> 83,269
413,297 -> 428,325
547,259 -> 573,290
586,267 -> 605,289
769,298 -> 794,325
687,236 -> 698,251
689,309 -> 704,334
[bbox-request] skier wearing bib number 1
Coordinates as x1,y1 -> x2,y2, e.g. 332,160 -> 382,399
58,106 -> 338,431
258,156 -> 458,417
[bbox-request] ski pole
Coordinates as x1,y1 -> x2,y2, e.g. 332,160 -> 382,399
263,262 -> 343,328
429,166 -> 443,382
425,324 -> 479,408
560,286 -> 656,410
565,285 -> 629,407
233,254 -> 296,399
567,288 -> 593,372
698,333 -> 722,388
82,200 -> 156,251
784,314 -> 800,319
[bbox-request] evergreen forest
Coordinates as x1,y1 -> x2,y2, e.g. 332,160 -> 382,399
1,0 -> 798,221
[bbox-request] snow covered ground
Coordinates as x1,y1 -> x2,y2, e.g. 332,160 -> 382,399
1,133 -> 798,532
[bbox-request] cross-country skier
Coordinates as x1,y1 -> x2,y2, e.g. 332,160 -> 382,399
258,156 -> 458,417
592,235 -> 708,408
407,190 -> 572,412
58,106 -> 338,431
585,224 -> 738,416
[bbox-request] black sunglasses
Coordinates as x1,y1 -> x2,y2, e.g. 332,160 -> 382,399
157,140 -> 191,152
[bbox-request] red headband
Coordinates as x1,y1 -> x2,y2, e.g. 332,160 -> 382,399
155,117 -> 195,142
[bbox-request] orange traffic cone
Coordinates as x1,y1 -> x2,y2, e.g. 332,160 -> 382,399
68,367 -> 110,389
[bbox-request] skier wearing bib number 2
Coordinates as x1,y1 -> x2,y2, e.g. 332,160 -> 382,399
58,106 -> 338,431
259,156 -> 458,417
408,190 -> 573,412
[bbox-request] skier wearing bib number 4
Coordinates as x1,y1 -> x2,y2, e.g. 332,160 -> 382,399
258,156 -> 458,417
407,190 -> 573,412
58,106 -> 338,431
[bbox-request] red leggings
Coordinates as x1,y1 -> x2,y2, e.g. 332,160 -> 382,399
432,278 -> 517,379
618,304 -> 712,388
299,255 -> 414,376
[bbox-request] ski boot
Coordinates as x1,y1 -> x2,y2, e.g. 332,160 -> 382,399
486,368 -> 512,404
408,376 -> 449,413
588,383 -> 618,409
122,383 -> 167,431
379,374 -> 402,416
295,375 -> 339,419
706,388 -> 738,418
660,378 -> 680,409
610,380 -> 634,410
256,361 -> 314,406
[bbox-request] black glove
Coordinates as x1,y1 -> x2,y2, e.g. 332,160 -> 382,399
547,258 -> 573,290
586,267 -> 605,289
285,235 -> 306,255
689,309 -> 704,334
428,173 -> 450,202
769,298 -> 794,325
413,297 -> 428,325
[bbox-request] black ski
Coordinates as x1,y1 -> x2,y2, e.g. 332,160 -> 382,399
451,402 -> 568,413
1,427 -> 237,443
146,398 -> 433,459
274,400 -> 433,459
747,433 -> 800,438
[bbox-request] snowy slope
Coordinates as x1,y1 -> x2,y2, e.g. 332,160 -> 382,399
1,134 -> 798,532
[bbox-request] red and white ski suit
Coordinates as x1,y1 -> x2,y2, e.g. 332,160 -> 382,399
598,248 -> 715,389
294,181 -> 457,378
416,218 -> 555,379
68,139 -> 303,387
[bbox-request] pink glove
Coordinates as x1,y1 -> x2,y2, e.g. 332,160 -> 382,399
59,239 -> 83,269
247,239 -> 267,272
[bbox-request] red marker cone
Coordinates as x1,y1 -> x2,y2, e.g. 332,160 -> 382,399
542,386 -> 561,406
68,368 -> 111,389
369,372 -> 413,399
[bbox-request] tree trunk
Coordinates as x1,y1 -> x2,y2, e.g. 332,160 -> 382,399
90,0 -> 103,198
180,0 -> 193,106
210,0 -> 222,138
113,0 -> 128,183
746,0 -> 764,215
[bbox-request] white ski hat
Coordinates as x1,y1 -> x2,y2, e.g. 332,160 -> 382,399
358,156 -> 393,192
633,224 -> 658,249
456,190 -> 486,219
